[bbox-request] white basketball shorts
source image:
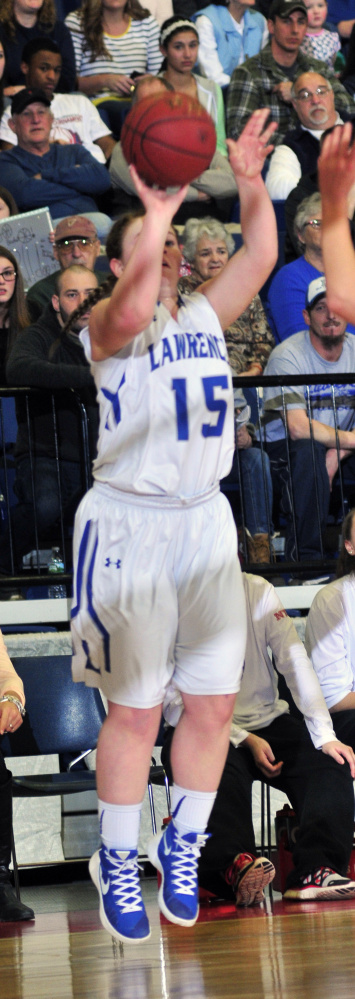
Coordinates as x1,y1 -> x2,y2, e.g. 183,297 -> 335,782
71,483 -> 246,708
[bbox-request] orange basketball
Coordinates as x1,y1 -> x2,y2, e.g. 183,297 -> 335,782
121,91 -> 217,188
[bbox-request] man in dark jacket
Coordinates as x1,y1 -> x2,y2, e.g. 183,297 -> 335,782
0,264 -> 98,579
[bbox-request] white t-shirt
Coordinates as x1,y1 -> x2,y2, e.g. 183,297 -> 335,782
0,92 -> 111,163
306,575 -> 355,710
80,292 -> 235,498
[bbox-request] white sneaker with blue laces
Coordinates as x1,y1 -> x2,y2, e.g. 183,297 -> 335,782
147,818 -> 208,927
89,845 -> 151,943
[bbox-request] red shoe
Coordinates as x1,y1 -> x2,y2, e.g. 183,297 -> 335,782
284,867 -> 355,902
225,852 -> 275,907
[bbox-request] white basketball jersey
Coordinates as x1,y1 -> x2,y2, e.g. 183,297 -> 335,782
81,292 -> 235,499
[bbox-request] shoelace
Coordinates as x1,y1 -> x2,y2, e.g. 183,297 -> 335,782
104,852 -> 144,913
170,833 -> 209,897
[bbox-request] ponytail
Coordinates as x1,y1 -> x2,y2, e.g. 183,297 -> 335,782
60,275 -> 116,337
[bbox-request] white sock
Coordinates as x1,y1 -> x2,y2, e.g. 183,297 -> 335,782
171,784 -> 216,836
98,799 -> 142,851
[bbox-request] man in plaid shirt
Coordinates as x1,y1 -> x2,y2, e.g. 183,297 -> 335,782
226,0 -> 353,145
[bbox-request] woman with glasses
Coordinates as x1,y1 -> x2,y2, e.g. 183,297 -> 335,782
267,191 -> 355,342
0,247 -> 29,385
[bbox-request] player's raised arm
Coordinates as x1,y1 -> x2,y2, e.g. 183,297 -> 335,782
318,123 -> 355,323
201,110 -> 278,332
89,173 -> 188,360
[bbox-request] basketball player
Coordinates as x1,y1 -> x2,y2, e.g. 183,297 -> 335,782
70,109 -> 278,944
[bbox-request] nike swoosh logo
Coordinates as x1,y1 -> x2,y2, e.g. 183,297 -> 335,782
164,842 -> 172,856
100,873 -> 110,895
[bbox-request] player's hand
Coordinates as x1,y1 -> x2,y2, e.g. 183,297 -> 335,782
322,740 -> 355,777
227,109 -> 277,180
129,163 -> 189,217
273,81 -> 293,103
318,122 -> 355,203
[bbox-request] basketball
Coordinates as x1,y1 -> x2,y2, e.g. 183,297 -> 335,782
121,92 -> 217,188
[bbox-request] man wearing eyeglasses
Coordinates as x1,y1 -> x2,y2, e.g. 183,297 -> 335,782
226,0 -> 353,146
266,71 -> 354,200
26,215 -> 108,322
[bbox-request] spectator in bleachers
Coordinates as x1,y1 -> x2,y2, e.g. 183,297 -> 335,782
262,275 -> 355,563
0,637 -> 35,921
27,215 -> 105,322
326,0 -> 355,43
0,0 -> 75,95
226,0 -> 353,145
340,23 -> 355,95
267,192 -> 355,340
0,88 -> 112,238
65,0 -> 162,137
305,507 -> 355,751
0,264 -> 99,580
0,247 -> 29,385
265,71 -> 349,202
109,74 -> 238,220
300,0 -> 341,66
180,215 -> 274,374
0,38 -> 115,162
191,0 -> 268,88
159,16 -> 227,156
180,216 -> 274,563
162,571 -> 355,904
0,186 -> 18,220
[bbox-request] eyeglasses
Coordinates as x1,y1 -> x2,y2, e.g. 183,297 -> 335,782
55,238 -> 97,253
293,86 -> 331,102
304,219 -> 322,229
0,268 -> 16,282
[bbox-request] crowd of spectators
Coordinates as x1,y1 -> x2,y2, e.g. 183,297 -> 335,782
0,0 -> 354,581
2,0 -> 355,928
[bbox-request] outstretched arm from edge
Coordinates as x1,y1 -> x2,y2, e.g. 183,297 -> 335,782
318,123 -> 355,323
89,169 -> 188,361
201,109 -> 278,333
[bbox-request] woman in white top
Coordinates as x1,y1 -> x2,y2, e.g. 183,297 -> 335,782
65,0 -> 161,134
70,109 -> 277,945
159,15 -> 228,156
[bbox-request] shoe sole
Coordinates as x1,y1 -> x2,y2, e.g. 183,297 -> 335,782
284,884 -> 355,902
236,858 -> 276,907
147,833 -> 199,927
89,851 -> 151,944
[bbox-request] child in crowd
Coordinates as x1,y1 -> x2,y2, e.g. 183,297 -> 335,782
300,0 -> 341,65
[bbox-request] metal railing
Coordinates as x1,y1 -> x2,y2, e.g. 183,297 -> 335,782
226,373 -> 355,580
0,387 -> 92,594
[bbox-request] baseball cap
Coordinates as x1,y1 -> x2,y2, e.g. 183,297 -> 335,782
11,88 -> 52,116
269,0 -> 307,18
54,216 -> 98,245
306,275 -> 326,309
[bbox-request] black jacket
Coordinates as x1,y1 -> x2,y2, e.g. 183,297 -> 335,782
6,303 -> 98,463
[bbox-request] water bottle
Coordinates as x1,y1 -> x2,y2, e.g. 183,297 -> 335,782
47,546 -> 66,599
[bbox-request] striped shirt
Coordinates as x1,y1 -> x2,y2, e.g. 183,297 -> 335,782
65,10 -> 162,94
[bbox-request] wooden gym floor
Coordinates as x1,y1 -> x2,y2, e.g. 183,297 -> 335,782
1,877 -> 355,999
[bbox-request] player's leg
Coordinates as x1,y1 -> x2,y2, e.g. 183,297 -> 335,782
148,491 -> 246,925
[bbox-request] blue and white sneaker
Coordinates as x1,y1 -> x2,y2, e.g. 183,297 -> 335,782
147,819 -> 208,927
89,846 -> 150,943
